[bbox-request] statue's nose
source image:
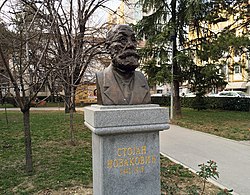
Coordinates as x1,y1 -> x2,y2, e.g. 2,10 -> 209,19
126,38 -> 136,49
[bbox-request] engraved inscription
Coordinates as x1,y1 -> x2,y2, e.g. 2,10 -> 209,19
107,146 -> 157,175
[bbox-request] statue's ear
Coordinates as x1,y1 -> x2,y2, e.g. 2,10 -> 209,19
105,41 -> 111,54
105,41 -> 110,49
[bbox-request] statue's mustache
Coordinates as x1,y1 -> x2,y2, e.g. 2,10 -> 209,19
118,50 -> 139,59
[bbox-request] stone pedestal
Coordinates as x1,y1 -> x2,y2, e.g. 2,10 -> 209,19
84,104 -> 169,195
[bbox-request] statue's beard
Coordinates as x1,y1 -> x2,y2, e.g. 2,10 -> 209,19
112,50 -> 140,72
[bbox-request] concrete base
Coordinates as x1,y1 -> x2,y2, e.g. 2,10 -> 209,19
84,104 -> 169,195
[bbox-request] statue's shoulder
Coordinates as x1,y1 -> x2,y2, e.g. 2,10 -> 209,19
135,71 -> 147,80
96,70 -> 103,77
134,71 -> 149,89
96,65 -> 112,78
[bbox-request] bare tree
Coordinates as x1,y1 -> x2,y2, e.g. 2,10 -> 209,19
0,1 -> 54,172
1,0 -> 119,169
19,0 -> 117,144
20,0 -> 114,112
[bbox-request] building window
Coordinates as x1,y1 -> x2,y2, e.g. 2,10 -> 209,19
222,64 -> 227,74
157,89 -> 163,94
234,65 -> 241,74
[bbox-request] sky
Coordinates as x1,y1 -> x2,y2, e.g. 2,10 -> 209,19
94,0 -> 121,25
0,0 -> 122,26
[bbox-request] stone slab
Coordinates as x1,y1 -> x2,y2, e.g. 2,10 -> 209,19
84,104 -> 169,129
84,104 -> 169,195
92,131 -> 161,195
85,122 -> 169,135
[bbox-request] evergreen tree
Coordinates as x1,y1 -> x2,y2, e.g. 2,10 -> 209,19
136,0 -> 250,115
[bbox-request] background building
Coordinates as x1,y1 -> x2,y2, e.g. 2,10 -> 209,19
188,6 -> 250,95
108,0 -> 142,25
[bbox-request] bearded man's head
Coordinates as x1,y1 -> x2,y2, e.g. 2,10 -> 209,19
106,25 -> 139,72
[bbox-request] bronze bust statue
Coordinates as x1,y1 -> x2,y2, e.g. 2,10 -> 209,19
96,24 -> 151,105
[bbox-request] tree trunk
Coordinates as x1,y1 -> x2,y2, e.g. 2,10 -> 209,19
4,105 -> 9,125
50,91 -> 55,102
64,86 -> 71,113
47,82 -> 56,103
69,108 -> 75,145
0,89 -> 3,104
173,80 -> 181,117
171,0 -> 182,118
172,40 -> 182,118
22,108 -> 33,173
72,86 -> 77,111
172,37 -> 182,118
64,85 -> 76,113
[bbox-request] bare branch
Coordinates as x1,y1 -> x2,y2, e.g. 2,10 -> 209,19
0,0 -> 8,11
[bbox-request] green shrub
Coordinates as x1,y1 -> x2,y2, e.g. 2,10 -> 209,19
151,96 -> 171,106
192,96 -> 208,111
207,97 -> 250,111
151,96 -> 250,112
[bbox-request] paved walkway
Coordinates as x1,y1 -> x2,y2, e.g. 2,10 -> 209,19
160,125 -> 250,195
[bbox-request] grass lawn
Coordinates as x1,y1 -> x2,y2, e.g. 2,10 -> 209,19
0,111 -> 92,194
0,102 -> 65,108
0,110 -> 229,194
0,103 -> 15,108
172,108 -> 250,141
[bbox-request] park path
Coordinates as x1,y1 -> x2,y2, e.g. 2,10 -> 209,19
160,125 -> 250,195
